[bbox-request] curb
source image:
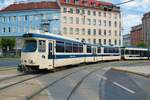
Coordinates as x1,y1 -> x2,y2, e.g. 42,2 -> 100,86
111,68 -> 150,78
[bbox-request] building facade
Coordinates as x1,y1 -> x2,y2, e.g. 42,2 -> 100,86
123,34 -> 131,47
60,0 -> 122,46
130,24 -> 143,47
142,12 -> 150,47
0,0 -> 122,46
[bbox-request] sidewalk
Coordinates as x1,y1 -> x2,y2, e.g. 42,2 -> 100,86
112,65 -> 150,78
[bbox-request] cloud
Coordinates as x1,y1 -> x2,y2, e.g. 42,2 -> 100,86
122,14 -> 142,34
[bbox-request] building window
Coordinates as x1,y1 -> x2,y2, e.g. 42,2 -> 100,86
82,9 -> 85,14
63,16 -> 67,23
76,8 -> 80,14
88,29 -> 91,35
115,40 -> 117,45
76,17 -> 79,24
93,39 -> 96,44
109,39 -> 111,45
63,7 -> 67,13
104,12 -> 106,17
8,27 -> 11,33
104,39 -> 106,45
69,17 -> 73,24
63,27 -> 67,34
99,12 -> 101,16
13,16 -> 16,22
109,30 -> 111,35
87,19 -> 91,25
12,27 -> 16,33
24,16 -> 28,21
75,28 -> 79,34
82,28 -> 85,35
104,30 -> 106,35
104,20 -> 106,26
88,39 -> 91,43
93,29 -> 96,35
93,11 -> 96,16
18,16 -> 21,22
115,30 -> 117,36
93,19 -> 96,25
3,27 -> 6,33
99,29 -> 101,35
70,8 -> 74,13
99,39 -> 101,44
8,16 -> 11,22
109,21 -> 111,26
88,10 -> 91,15
70,28 -> 73,34
82,18 -> 85,24
114,21 -> 117,27
99,20 -> 101,26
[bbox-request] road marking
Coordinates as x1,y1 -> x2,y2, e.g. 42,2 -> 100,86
113,82 -> 136,94
95,74 -> 107,80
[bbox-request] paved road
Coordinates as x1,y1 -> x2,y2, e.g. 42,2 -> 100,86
0,58 -> 19,68
100,69 -> 150,100
39,61 -> 150,100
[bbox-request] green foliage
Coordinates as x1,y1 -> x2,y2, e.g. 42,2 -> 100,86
0,37 -> 16,52
137,42 -> 147,48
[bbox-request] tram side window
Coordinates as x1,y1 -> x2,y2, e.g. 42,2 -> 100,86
38,40 -> 46,52
65,42 -> 73,53
114,48 -> 119,53
56,41 -> 65,53
79,44 -> 83,53
97,47 -> 101,53
73,43 -> 78,53
87,45 -> 92,53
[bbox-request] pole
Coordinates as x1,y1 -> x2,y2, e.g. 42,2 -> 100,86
148,32 -> 150,60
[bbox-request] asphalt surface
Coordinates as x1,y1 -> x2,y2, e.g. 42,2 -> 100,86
0,59 -> 150,100
38,61 -> 150,100
100,69 -> 150,100
0,58 -> 19,67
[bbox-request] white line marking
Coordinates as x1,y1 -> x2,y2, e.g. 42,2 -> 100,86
95,74 -> 107,80
113,82 -> 136,94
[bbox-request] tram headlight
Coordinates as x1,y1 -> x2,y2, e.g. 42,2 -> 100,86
28,59 -> 34,64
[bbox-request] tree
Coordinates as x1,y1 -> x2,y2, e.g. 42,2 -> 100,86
1,38 -> 16,52
137,42 -> 147,48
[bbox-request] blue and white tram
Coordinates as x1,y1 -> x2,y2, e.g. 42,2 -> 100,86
121,47 -> 148,60
18,32 -> 121,72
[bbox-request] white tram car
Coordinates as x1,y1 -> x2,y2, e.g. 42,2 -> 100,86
18,32 -> 121,72
121,47 -> 149,60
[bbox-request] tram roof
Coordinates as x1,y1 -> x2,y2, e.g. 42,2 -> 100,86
23,32 -> 120,48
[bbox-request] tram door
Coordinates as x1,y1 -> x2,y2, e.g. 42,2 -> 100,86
48,41 -> 54,68
92,47 -> 97,62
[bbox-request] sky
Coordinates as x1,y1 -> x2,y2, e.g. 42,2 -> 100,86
0,0 -> 150,35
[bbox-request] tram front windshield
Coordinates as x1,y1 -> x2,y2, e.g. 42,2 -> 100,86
22,40 -> 37,52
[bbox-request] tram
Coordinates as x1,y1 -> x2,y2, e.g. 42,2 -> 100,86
18,32 -> 121,72
121,47 -> 149,60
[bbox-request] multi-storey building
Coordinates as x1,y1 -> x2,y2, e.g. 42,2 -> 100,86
0,0 -> 122,47
123,34 -> 131,47
60,0 -> 122,46
142,12 -> 150,46
130,24 -> 143,46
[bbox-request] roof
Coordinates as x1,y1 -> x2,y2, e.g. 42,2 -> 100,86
0,2 -> 60,12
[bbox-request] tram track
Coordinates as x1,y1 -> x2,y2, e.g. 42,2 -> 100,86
24,64 -> 107,100
0,73 -> 26,82
0,74 -> 46,90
